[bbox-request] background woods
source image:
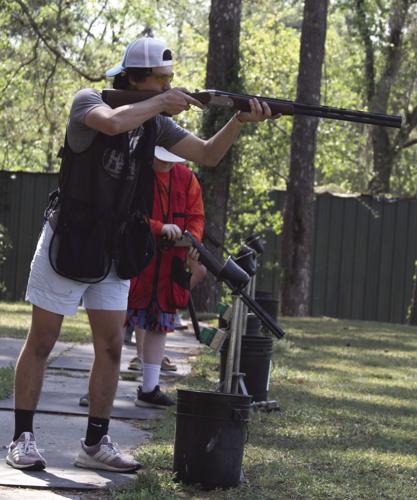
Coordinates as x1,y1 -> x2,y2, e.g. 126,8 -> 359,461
1,0 -> 417,314
192,0 -> 242,312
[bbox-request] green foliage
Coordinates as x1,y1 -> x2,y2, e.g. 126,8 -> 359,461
0,224 -> 12,297
1,0 -> 416,227
0,366 -> 13,400
225,6 -> 300,246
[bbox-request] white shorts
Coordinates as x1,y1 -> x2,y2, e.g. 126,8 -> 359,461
26,222 -> 130,316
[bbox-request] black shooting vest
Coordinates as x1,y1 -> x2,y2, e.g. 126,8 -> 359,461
48,119 -> 156,282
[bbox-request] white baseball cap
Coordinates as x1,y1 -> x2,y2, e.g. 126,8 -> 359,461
106,37 -> 173,77
154,146 -> 186,163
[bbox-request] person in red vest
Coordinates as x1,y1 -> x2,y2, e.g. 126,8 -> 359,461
78,145 -> 206,409
128,145 -> 205,407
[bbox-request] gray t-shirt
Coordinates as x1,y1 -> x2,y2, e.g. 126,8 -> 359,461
67,88 -> 189,153
49,89 -> 189,228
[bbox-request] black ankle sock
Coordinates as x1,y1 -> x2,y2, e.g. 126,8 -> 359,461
85,417 -> 109,446
13,409 -> 35,441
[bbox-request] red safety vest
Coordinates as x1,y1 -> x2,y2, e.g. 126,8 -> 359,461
129,163 -> 194,312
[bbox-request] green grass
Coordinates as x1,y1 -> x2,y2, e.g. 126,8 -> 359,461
113,317 -> 417,499
0,366 -> 14,399
0,302 -> 92,342
2,302 -> 417,497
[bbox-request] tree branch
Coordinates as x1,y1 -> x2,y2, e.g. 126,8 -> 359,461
42,56 -> 59,124
374,0 -> 409,111
0,40 -> 39,93
355,0 -> 375,102
81,0 -> 109,51
15,0 -> 105,82
403,138 -> 417,149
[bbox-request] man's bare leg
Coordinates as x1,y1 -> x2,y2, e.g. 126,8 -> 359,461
74,308 -> 141,472
87,309 -> 125,419
7,305 -> 63,470
14,305 -> 63,411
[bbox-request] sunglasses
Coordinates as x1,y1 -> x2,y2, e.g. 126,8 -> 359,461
151,73 -> 174,84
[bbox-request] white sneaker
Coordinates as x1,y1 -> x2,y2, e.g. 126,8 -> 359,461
74,434 -> 141,472
6,432 -> 46,470
128,356 -> 143,371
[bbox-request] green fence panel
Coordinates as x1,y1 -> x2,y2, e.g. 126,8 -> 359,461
0,171 -> 58,300
311,194 -> 331,316
2,172 -> 417,324
338,197 -> 357,319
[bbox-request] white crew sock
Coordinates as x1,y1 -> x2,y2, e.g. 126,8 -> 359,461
142,363 -> 161,393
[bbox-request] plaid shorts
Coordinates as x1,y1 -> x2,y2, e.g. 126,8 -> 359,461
127,302 -> 176,333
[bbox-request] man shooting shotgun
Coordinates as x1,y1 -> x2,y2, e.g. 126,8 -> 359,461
6,36 -> 280,474
102,88 -> 402,129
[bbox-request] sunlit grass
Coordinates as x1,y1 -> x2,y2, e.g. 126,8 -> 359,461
0,366 -> 13,399
0,302 -> 92,343
2,303 -> 417,497
113,316 -> 417,499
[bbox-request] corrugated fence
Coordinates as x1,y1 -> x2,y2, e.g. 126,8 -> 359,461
1,171 -> 416,324
0,171 -> 58,301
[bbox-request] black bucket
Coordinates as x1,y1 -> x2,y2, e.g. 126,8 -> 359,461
255,290 -> 279,320
220,335 -> 273,402
245,313 -> 262,336
173,389 -> 251,490
219,312 -> 262,334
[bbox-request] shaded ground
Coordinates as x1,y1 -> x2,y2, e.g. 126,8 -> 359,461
0,320 -> 200,496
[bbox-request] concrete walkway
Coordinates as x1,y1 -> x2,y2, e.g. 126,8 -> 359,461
0,322 -> 201,495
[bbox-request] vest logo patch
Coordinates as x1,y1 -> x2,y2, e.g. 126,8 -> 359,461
102,127 -> 144,180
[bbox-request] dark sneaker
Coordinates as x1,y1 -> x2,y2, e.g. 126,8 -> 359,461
79,393 -> 89,407
135,385 -> 175,409
74,434 -> 141,473
6,432 -> 47,471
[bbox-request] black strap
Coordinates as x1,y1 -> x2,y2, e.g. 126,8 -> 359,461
188,296 -> 201,342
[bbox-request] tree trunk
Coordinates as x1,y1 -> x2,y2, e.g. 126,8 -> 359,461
368,127 -> 394,193
192,0 -> 242,312
280,0 -> 329,316
355,0 -> 410,194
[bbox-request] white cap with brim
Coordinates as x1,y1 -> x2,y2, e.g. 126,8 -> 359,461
106,37 -> 173,77
154,146 -> 186,163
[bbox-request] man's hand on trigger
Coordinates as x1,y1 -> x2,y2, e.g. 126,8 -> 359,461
160,88 -> 204,116
161,224 -> 182,240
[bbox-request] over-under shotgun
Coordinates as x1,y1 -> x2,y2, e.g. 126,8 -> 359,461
102,88 -> 402,128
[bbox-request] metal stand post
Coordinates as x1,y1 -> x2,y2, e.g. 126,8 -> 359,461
223,294 -> 246,394
222,248 -> 280,411
240,259 -> 257,338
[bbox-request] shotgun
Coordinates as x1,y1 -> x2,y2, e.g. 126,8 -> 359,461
102,88 -> 402,128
